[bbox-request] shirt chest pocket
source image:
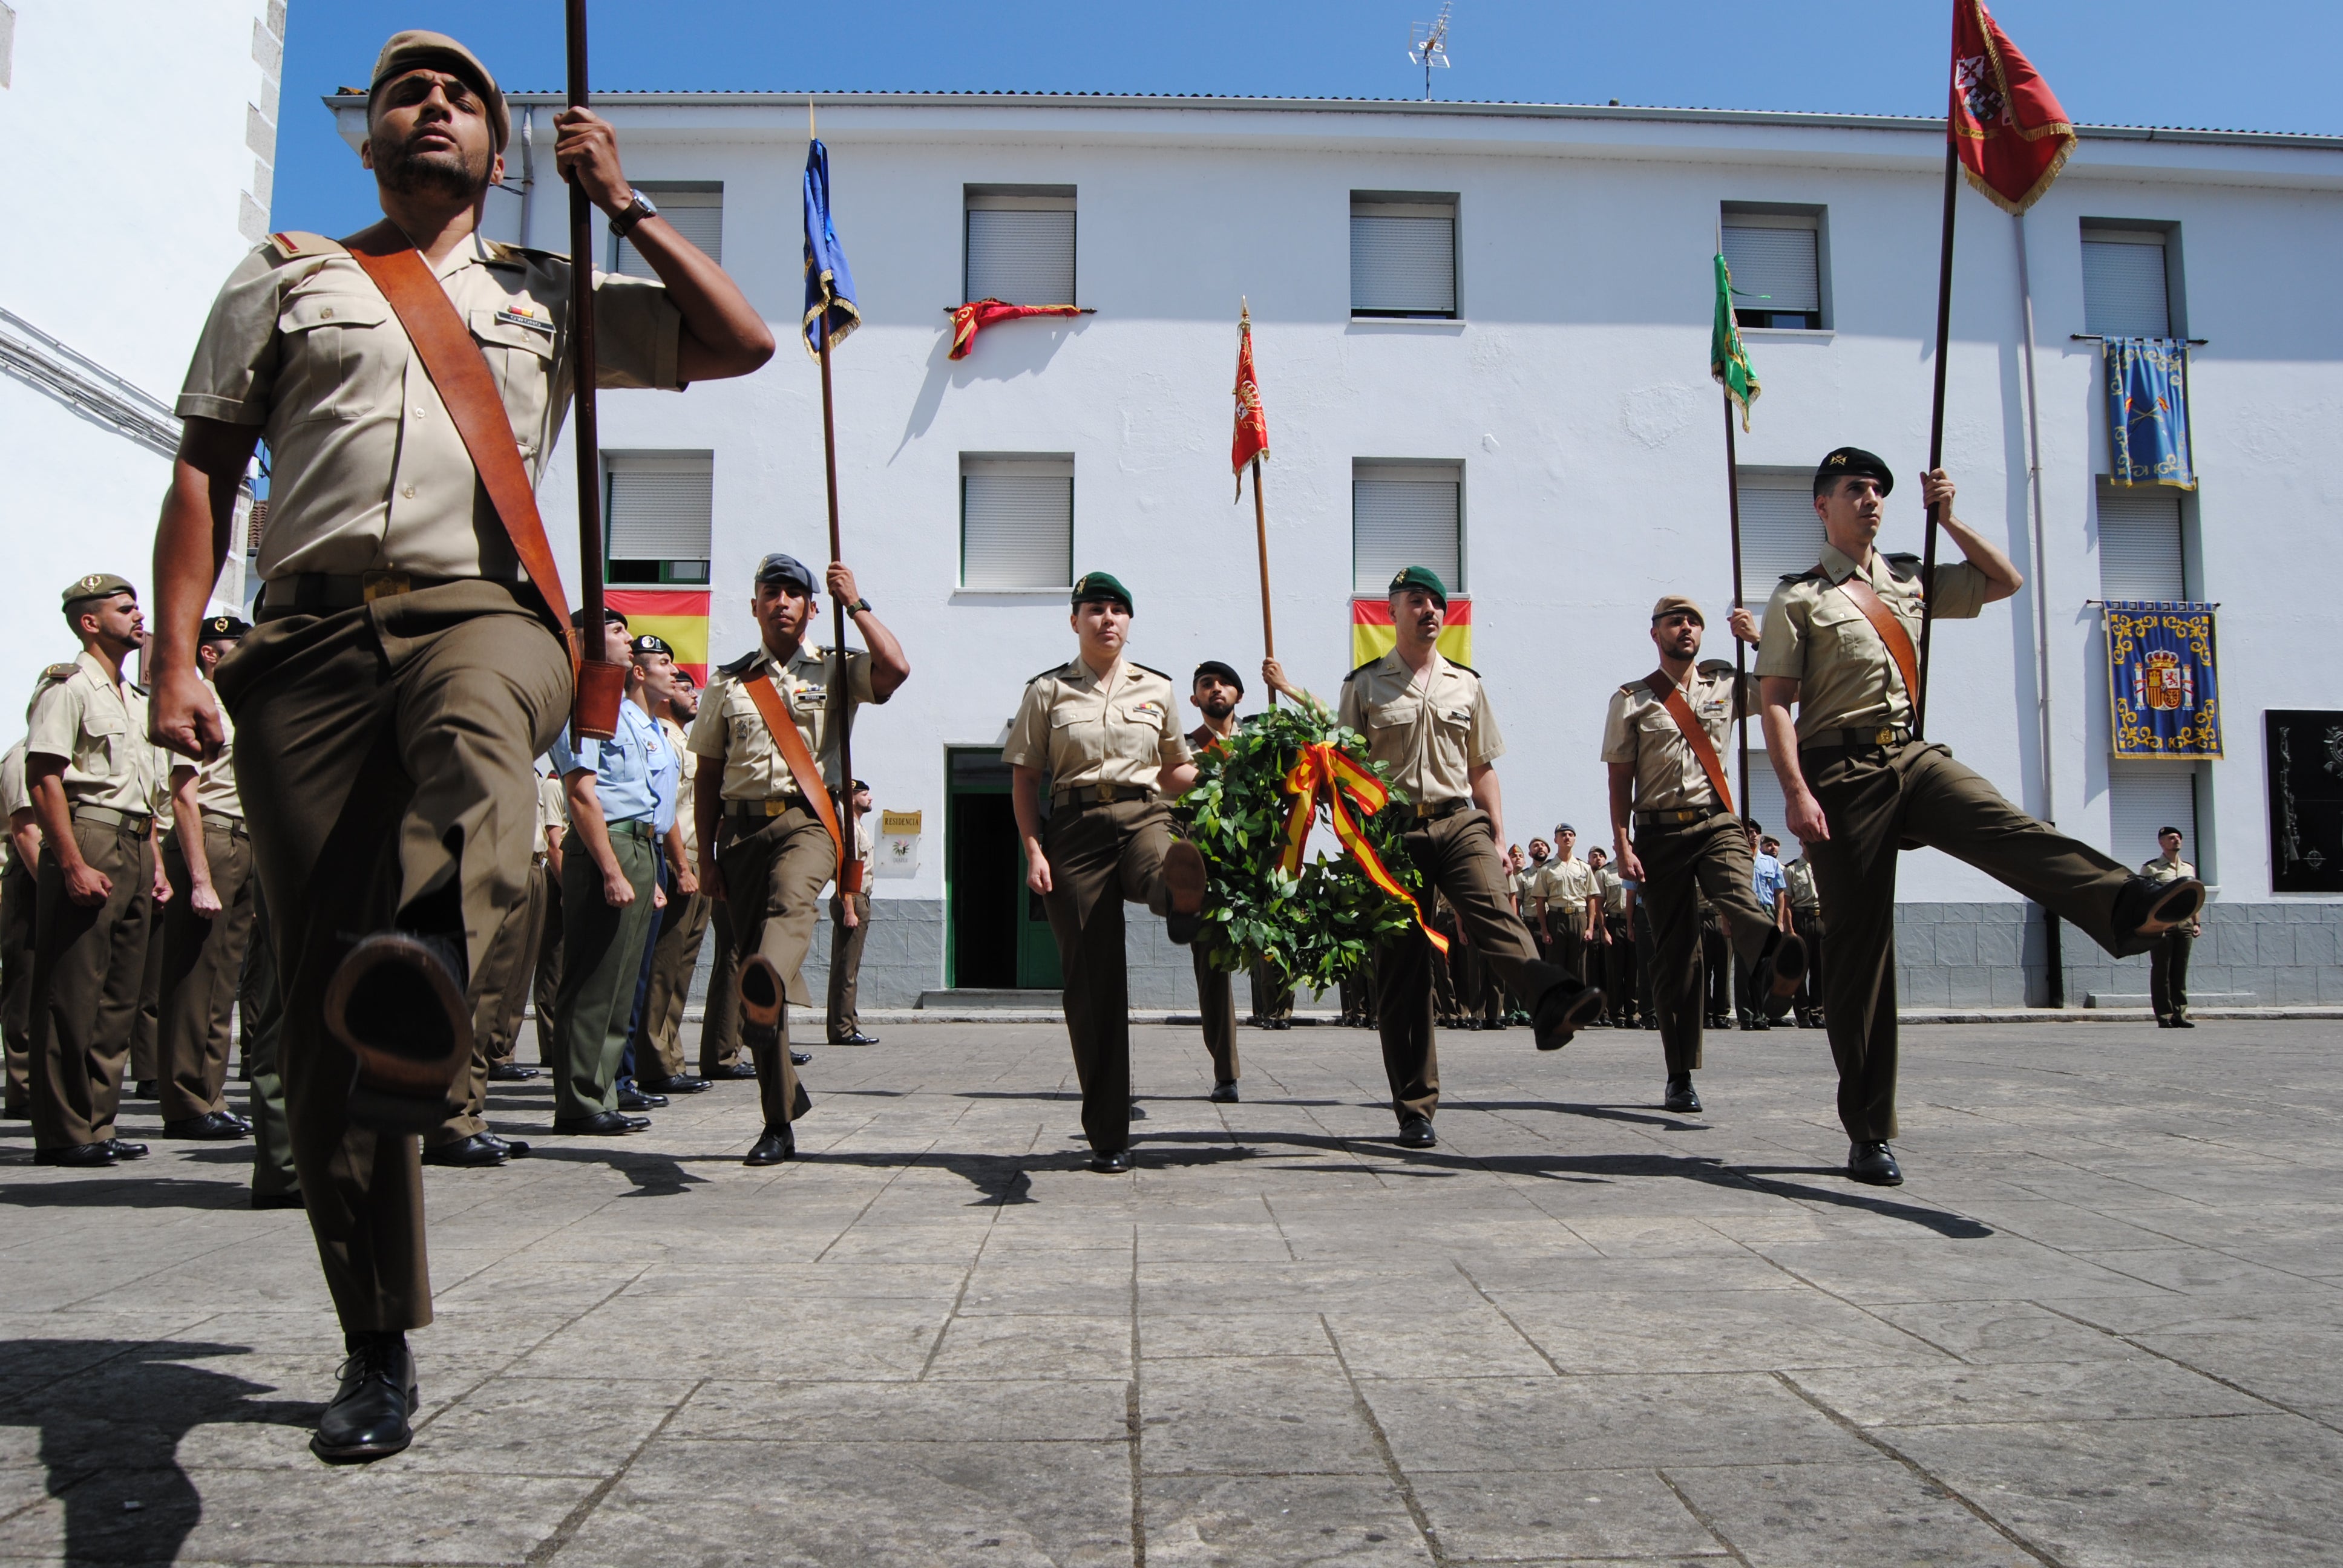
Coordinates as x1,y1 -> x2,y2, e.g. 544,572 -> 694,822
1112,700 -> 1168,763
78,702 -> 125,773
1807,597 -> 1875,664
1368,696 -> 1422,732
278,293 -> 393,422
468,306 -> 557,451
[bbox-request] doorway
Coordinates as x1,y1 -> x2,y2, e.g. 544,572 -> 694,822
946,748 -> 1061,990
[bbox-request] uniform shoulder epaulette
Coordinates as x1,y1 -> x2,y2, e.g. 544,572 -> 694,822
1026,661 -> 1075,686
1780,566 -> 1824,583
1344,657 -> 1382,681
1883,552 -> 1923,581
1695,658 -> 1734,676
1446,659 -> 1480,676
716,649 -> 762,679
266,231 -> 347,263
1130,662 -> 1173,682
483,239 -> 564,269
35,663 -> 77,689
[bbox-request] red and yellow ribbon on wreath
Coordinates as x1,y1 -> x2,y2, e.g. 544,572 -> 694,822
1276,742 -> 1447,955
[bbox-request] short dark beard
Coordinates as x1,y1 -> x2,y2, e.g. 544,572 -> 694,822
1199,694 -> 1236,720
373,122 -> 489,202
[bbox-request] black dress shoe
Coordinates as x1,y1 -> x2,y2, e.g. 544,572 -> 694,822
638,1074 -> 711,1094
1161,838 -> 1208,947
162,1111 -> 251,1140
1532,979 -> 1604,1052
830,1031 -> 881,1046
482,1133 -> 530,1157
1663,1077 -> 1702,1114
2173,1016 -> 2195,1029
2155,1016 -> 2173,1028
312,1333 -> 417,1464
325,930 -> 473,1134
105,1138 -> 149,1161
131,1079 -> 159,1100
709,1062 -> 758,1080
1753,930 -> 1808,1021
743,1124 -> 796,1166
251,1189 -> 304,1210
615,1086 -> 668,1111
488,1063 -> 542,1082
1,1103 -> 27,1120
2112,874 -> 2205,953
1089,1149 -> 1130,1174
35,1142 -> 116,1168
1210,1080 -> 1240,1103
1847,1141 -> 1904,1186
552,1111 -> 644,1135
1396,1113 -> 1437,1149
788,1049 -> 813,1067
422,1132 -> 508,1168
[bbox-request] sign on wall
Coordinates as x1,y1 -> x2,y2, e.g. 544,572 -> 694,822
877,808 -> 922,879
2266,710 -> 2343,893
2105,601 -> 2221,760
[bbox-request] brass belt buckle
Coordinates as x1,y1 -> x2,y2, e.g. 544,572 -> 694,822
766,798 -> 788,817
1874,727 -> 1895,745
1093,781 -> 1115,805
362,570 -> 412,603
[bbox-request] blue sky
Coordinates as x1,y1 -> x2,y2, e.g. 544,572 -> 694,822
277,1 -> 2341,237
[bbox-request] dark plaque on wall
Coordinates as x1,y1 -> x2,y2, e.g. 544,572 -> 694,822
2266,710 -> 2343,893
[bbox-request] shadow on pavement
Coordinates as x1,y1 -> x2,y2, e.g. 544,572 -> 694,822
0,1340 -> 312,1563
0,1176 -> 254,1210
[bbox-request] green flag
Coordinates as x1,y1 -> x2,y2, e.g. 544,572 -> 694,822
1711,253 -> 1760,431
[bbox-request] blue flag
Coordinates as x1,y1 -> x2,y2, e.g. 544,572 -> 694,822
802,139 -> 860,356
2104,601 -> 2222,760
2104,337 -> 2194,489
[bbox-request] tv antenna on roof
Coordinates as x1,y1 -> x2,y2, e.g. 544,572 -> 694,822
1407,2 -> 1453,102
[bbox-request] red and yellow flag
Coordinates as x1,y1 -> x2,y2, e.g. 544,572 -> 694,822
948,298 -> 1089,360
607,588 -> 710,685
1950,0 -> 2075,216
1351,596 -> 1471,669
1231,300 -> 1268,501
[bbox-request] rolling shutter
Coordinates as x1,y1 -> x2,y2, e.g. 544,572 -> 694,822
962,458 -> 1073,590
1351,198 -> 1457,317
1353,463 -> 1462,595
614,187 -> 722,278
2097,488 -> 2184,599
2108,765 -> 2197,868
965,201 -> 1076,305
2082,237 -> 2171,338
1735,474 -> 1828,589
605,452 -> 713,564
1722,220 -> 1820,316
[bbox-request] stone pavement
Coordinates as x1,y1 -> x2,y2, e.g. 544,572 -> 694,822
0,1018 -> 2338,1566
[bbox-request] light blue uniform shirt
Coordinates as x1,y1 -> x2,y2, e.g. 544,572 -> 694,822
1751,852 -> 1786,912
548,699 -> 670,828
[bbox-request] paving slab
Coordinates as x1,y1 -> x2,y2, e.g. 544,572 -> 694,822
0,1018 -> 2336,1565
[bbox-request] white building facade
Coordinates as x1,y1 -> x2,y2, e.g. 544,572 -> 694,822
0,0 -> 283,678
313,90 -> 2342,1011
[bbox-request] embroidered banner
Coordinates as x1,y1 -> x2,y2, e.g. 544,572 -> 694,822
2105,600 -> 2220,760
2104,337 -> 2195,489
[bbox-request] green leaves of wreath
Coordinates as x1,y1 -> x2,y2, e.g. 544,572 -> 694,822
1176,699 -> 1426,994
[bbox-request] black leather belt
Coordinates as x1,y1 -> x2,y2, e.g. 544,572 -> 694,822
1803,725 -> 1913,755
1637,805 -> 1726,829
1050,783 -> 1155,809
257,570 -> 461,619
1391,799 -> 1469,827
727,796 -> 810,822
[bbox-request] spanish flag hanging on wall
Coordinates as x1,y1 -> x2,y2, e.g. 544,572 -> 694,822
1351,596 -> 1471,669
607,589 -> 710,685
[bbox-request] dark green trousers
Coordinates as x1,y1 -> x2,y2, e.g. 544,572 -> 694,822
1192,947 -> 1238,1085
1634,811 -> 1778,1077
1804,739 -> 2134,1143
30,814 -> 152,1149
158,823 -> 257,1121
553,823 -> 658,1122
243,887 -> 298,1199
717,806 -> 828,1130
2,858 -> 34,1114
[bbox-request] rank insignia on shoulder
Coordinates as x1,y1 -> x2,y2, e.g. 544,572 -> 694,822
40,664 -> 77,682
267,231 -> 344,262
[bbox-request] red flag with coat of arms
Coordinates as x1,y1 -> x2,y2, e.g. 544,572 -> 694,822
1949,0 -> 2076,215
1231,300 -> 1268,501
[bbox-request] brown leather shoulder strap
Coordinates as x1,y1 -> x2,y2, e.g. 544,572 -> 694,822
740,671 -> 848,881
1642,671 -> 1734,817
339,226 -> 572,641
1835,575 -> 1922,713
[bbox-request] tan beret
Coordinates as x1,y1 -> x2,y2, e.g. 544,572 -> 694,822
369,30 -> 509,150
1651,594 -> 1705,624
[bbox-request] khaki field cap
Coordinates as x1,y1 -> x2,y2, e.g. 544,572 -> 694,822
1651,594 -> 1705,625
369,30 -> 510,150
61,572 -> 134,610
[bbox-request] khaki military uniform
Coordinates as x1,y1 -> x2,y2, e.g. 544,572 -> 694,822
689,641 -> 880,1134
1,740 -> 35,1115
1339,648 -> 1575,1122
129,746 -> 169,1091
2142,855 -> 2199,1022
1784,855 -> 1824,1021
1004,658 -> 1193,1155
1592,863 -> 1637,1027
1601,661 -> 1778,1073
471,766 -> 556,1078
1758,542 -> 2140,1143
1184,724 -> 1242,1086
157,675 -> 258,1122
824,811 -> 875,1045
1530,855 -> 1600,987
25,652 -> 162,1152
644,716 -> 712,1074
531,769 -> 567,1067
180,227 -> 683,1331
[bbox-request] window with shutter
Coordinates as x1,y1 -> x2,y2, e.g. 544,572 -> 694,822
1351,194 -> 1457,318
965,188 -> 1076,305
2082,232 -> 2172,338
1721,207 -> 1824,330
2097,487 -> 2186,599
2108,763 -> 2199,869
1735,471 -> 1829,589
961,456 -> 1074,591
603,451 -> 713,584
1352,462 -> 1463,595
611,185 -> 722,277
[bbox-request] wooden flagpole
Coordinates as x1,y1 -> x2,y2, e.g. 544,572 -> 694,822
564,0 -> 620,737
1915,64 -> 1963,741
1722,387 -> 1749,815
1251,457 -> 1276,707
811,99 -> 862,903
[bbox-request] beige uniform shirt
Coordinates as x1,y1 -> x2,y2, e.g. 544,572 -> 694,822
176,232 -> 683,583
1533,856 -> 1599,928
1594,864 -> 1629,918
169,676 -> 243,823
1756,543 -> 1990,742
536,768 -> 568,855
660,716 -> 700,859
1002,659 -> 1189,791
689,643 -> 879,802
1784,855 -> 1821,912
0,740 -> 25,875
25,652 -> 159,814
1601,661 -> 1760,812
2141,855 -> 2201,936
1338,649 -> 1503,809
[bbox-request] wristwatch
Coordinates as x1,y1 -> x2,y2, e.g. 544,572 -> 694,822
608,188 -> 658,239
845,597 -> 873,616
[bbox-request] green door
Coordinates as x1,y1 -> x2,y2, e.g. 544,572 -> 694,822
946,749 -> 1061,990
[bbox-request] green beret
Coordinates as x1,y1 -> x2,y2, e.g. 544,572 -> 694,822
199,613 -> 252,642
61,573 -> 135,610
1072,572 -> 1133,613
1815,446 -> 1894,497
1386,565 -> 1448,608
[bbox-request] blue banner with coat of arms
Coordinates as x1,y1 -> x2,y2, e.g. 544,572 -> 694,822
2103,337 -> 2195,489
2105,601 -> 2221,760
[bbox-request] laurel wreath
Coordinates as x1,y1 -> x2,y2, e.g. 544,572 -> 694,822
1176,698 -> 1425,993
